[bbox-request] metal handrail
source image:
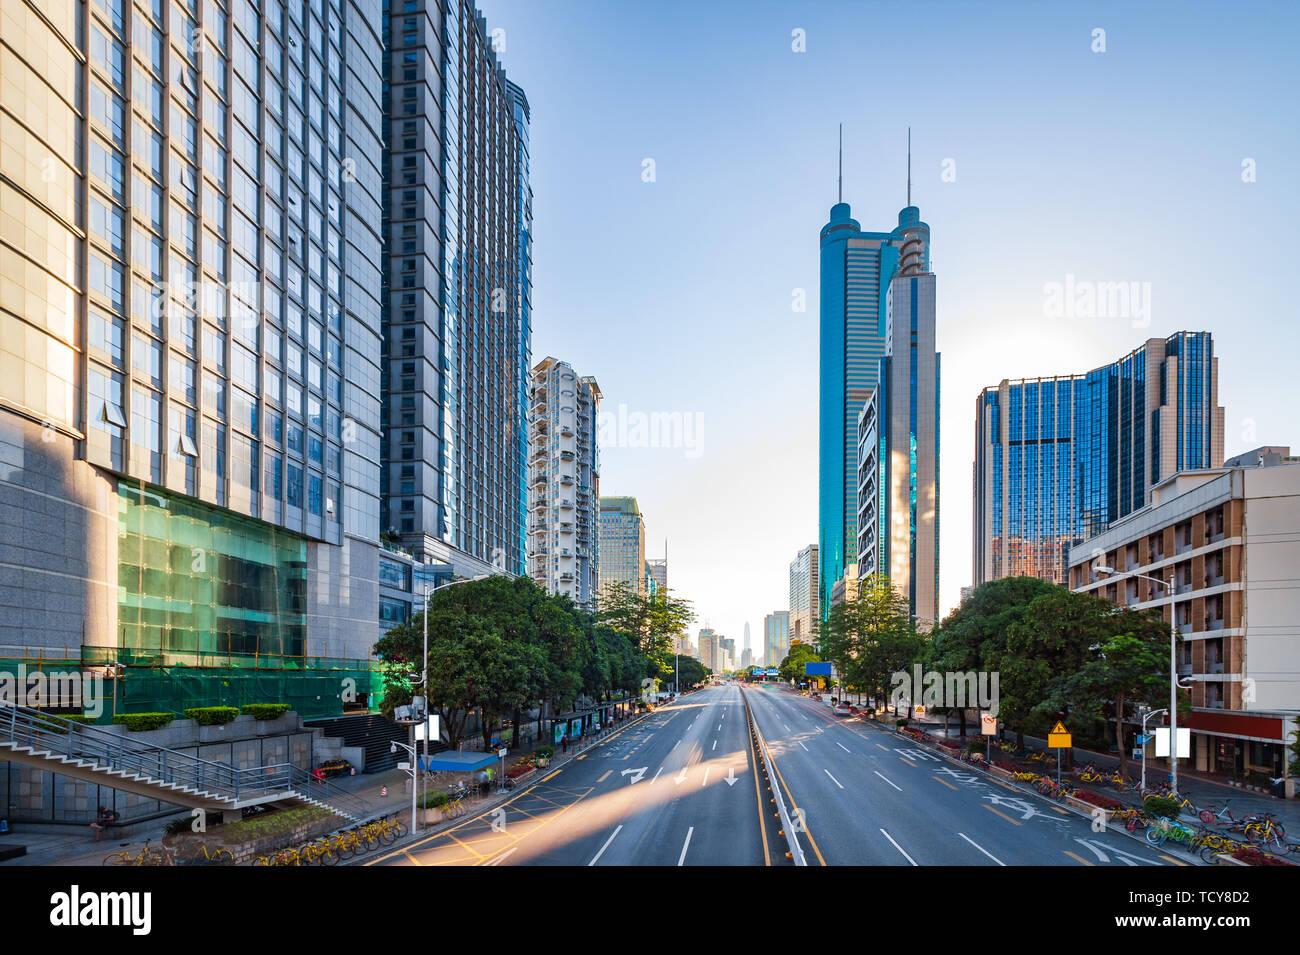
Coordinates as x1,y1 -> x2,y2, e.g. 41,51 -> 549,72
0,702 -> 367,814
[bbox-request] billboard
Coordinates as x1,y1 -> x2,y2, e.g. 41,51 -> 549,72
804,662 -> 833,676
765,668 -> 779,676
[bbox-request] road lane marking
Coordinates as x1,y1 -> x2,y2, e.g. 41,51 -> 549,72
540,770 -> 561,782
797,740 -> 809,751
824,769 -> 844,789
836,742 -> 851,753
880,829 -> 918,866
874,771 -> 902,792
1160,854 -> 1188,867
651,766 -> 663,785
588,825 -> 623,866
899,757 -> 917,767
481,846 -> 518,867
931,775 -> 958,791
702,767 -> 711,786
958,832 -> 1004,866
1063,850 -> 1094,866
672,740 -> 680,749
981,804 -> 1023,826
712,740 -> 717,751
678,827 -> 694,866
784,724 -> 792,732
596,770 -> 612,783
717,724 -> 722,731
875,743 -> 889,751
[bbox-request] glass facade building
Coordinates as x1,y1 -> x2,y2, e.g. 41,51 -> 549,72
818,201 -> 929,619
598,496 -> 646,598
380,0 -> 531,578
1,0 -> 385,708
973,332 -> 1224,586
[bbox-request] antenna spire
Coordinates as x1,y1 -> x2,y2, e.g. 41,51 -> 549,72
907,127 -> 912,207
838,123 -> 843,204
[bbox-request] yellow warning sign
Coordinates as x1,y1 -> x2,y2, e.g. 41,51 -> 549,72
1048,720 -> 1071,748
1051,720 -> 1068,735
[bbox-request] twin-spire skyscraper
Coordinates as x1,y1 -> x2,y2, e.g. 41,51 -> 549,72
818,129 -> 940,629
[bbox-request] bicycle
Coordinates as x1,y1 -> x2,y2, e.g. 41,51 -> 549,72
1245,818 -> 1288,850
1199,800 -> 1239,826
1145,818 -> 1197,849
103,839 -> 171,866
186,842 -> 235,866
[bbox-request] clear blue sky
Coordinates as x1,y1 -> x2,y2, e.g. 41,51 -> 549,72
478,0 -> 1300,651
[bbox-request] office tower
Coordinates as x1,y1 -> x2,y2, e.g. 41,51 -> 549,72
718,636 -> 735,672
647,555 -> 668,591
380,0 -> 531,577
698,628 -> 717,672
527,357 -> 600,607
819,144 -> 931,621
743,621 -> 751,660
598,496 -> 646,597
0,0 -> 385,713
1069,461 -> 1300,779
742,647 -> 753,670
764,611 -> 790,668
973,332 -> 1224,586
856,241 -> 940,626
788,544 -> 820,646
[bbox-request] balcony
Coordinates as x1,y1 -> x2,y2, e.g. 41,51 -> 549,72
559,522 -> 574,535
529,497 -> 547,512
560,425 -> 574,437
558,499 -> 574,510
529,472 -> 546,487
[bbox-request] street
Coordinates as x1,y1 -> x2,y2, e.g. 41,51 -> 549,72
369,683 -> 1195,867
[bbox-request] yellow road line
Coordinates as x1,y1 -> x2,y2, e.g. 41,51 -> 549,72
539,770 -> 561,782
931,775 -> 958,791
1160,854 -> 1189,866
596,770 -> 612,783
875,743 -> 889,751
1063,850 -> 1094,866
982,804 -> 1023,826
1052,806 -> 1068,815
744,707 -> 771,868
752,709 -> 827,867
900,757 -> 917,767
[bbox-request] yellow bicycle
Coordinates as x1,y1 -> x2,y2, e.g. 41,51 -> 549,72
103,839 -> 171,866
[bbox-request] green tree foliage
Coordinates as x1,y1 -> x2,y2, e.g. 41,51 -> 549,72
596,581 -> 695,681
821,576 -> 924,712
778,642 -> 822,683
673,655 -> 709,689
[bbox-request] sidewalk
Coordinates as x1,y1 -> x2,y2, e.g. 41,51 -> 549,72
905,712 -> 1300,831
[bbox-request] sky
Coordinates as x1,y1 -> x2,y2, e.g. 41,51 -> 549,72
477,0 -> 1300,656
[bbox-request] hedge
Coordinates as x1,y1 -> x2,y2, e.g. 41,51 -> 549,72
1142,795 -> 1181,819
183,706 -> 241,726
240,703 -> 291,720
113,712 -> 177,732
419,791 -> 449,809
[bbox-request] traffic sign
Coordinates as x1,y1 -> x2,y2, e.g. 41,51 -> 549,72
980,713 -> 997,736
1047,720 -> 1071,749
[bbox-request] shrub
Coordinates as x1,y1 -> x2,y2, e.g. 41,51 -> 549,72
240,703 -> 291,720
113,712 -> 177,732
966,740 -> 986,754
163,816 -> 192,836
420,791 -> 448,809
1232,846 -> 1295,867
183,706 -> 240,726
1143,795 -> 1181,819
896,719 -> 909,729
536,745 -> 554,759
1072,790 -> 1124,811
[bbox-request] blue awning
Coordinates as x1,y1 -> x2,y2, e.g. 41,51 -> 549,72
418,751 -> 500,773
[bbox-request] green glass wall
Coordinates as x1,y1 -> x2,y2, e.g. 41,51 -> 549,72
116,480 -> 307,666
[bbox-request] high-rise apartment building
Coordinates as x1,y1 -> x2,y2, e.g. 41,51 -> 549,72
973,332 -> 1224,586
0,0 -> 386,712
789,544 -> 820,646
527,357 -> 600,607
598,496 -> 646,597
380,0 -> 531,577
697,628 -> 717,672
718,636 -> 735,672
764,611 -> 790,669
856,244 -> 940,625
819,190 -> 930,620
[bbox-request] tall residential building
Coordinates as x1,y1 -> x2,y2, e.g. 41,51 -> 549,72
718,636 -> 735,672
764,611 -> 790,668
1068,462 -> 1300,780
0,0 -> 386,712
973,332 -> 1224,587
598,496 -> 646,597
789,544 -> 820,646
380,0 -> 531,578
697,628 -> 717,672
819,187 -> 930,621
857,246 -> 940,625
527,357 -> 600,607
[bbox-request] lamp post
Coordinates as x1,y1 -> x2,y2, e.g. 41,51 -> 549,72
1095,565 -> 1182,795
1138,706 -> 1169,792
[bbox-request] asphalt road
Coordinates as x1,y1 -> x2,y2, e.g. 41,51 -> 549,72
369,684 -> 779,866
745,683 -> 1195,867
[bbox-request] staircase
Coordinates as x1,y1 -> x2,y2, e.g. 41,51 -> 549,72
306,713 -> 444,773
0,703 -> 371,822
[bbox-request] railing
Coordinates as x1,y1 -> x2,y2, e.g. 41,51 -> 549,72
0,702 -> 368,816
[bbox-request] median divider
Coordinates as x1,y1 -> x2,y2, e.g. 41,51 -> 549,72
742,688 -> 805,866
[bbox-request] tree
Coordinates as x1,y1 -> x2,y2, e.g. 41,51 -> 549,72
597,581 -> 694,680
1048,608 -> 1172,776
674,656 -> 709,689
779,642 -> 822,683
820,576 -> 917,709
927,577 -> 1060,736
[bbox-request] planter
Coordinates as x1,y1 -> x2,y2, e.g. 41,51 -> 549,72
1214,853 -> 1251,866
989,766 -> 1016,783
1065,794 -> 1118,819
420,808 -> 443,825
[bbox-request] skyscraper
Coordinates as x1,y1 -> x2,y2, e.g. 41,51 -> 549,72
647,555 -> 668,591
788,544 -> 820,646
1,0 -> 385,711
598,496 -> 646,597
380,0 -> 531,577
764,611 -> 790,668
819,147 -> 931,620
527,357 -> 600,607
973,332 -> 1225,586
697,628 -> 718,672
857,226 -> 940,625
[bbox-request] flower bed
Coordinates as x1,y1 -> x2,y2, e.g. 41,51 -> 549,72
1068,790 -> 1125,811
1231,846 -> 1295,867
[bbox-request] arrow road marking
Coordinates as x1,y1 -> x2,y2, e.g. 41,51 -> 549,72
725,767 -> 738,786
675,766 -> 689,784
621,767 -> 647,785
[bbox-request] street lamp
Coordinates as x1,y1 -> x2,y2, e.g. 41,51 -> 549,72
1095,565 -> 1185,795
1137,705 -> 1168,792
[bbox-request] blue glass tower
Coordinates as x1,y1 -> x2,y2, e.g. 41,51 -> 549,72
973,332 -> 1223,586
818,199 -> 930,621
